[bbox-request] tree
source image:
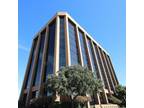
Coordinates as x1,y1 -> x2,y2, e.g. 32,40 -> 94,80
46,65 -> 103,108
114,85 -> 126,107
29,96 -> 53,108
108,95 -> 122,105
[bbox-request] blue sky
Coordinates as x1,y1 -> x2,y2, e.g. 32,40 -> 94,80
19,0 -> 126,95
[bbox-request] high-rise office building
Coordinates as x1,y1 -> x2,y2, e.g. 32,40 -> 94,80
19,12 -> 119,107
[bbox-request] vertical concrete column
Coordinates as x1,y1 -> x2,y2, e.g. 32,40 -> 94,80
107,56 -> 119,86
91,42 -> 104,84
64,15 -> 71,66
83,34 -> 93,71
53,15 -> 61,102
91,42 -> 108,104
39,26 -> 49,96
75,28 -> 91,108
85,94 -> 90,108
97,47 -> 112,93
19,41 -> 35,101
83,35 -> 94,108
110,57 -> 119,85
95,45 -> 109,104
102,52 -> 115,92
75,26 -> 84,66
105,55 -> 117,87
97,93 -> 101,105
26,34 -> 41,106
53,16 -> 60,75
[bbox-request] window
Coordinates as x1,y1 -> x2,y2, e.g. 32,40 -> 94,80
23,94 -> 27,104
44,89 -> 52,97
68,21 -> 80,65
33,30 -> 46,86
78,30 -> 89,67
25,38 -> 38,89
94,45 -> 109,89
107,55 -> 119,85
31,90 -> 39,99
59,17 -> 66,68
100,49 -> 114,91
87,38 -> 98,78
35,91 -> 39,98
31,91 -> 36,99
44,21 -> 56,82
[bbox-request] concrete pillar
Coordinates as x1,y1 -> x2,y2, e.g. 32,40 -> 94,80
64,15 -> 71,66
84,35 -> 97,108
91,42 -> 109,104
97,46 -> 112,93
83,33 -> 93,71
38,25 -> 49,96
25,34 -> 41,106
102,52 -> 115,92
107,55 -> 119,86
75,26 -> 84,66
53,16 -> 60,75
19,41 -> 35,101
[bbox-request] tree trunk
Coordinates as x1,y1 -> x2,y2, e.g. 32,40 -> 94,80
71,100 -> 74,108
70,95 -> 74,108
71,95 -> 79,108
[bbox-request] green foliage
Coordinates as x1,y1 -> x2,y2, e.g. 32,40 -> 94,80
52,102 -> 61,108
29,96 -> 53,108
46,65 -> 103,107
114,85 -> 126,107
108,95 -> 122,105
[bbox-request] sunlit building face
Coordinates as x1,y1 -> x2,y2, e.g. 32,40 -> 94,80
19,12 -> 119,106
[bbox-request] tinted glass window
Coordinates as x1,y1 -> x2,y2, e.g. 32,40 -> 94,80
105,54 -> 117,86
25,38 -> 38,89
59,17 -> 66,68
33,31 -> 45,86
87,38 -> 98,78
78,30 -> 89,67
32,91 -> 36,99
107,55 -> 119,85
95,45 -> 109,89
101,51 -> 114,91
45,21 -> 56,81
68,21 -> 80,65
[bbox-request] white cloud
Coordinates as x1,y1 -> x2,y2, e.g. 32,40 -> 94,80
18,44 -> 29,52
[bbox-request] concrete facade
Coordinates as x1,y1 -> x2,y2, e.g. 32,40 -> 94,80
19,12 -> 119,107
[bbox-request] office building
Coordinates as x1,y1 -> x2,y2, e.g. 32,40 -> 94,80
19,12 -> 119,107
